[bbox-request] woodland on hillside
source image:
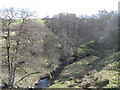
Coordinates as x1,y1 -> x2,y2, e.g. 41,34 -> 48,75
0,8 -> 119,89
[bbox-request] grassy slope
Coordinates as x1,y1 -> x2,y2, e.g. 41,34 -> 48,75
49,51 -> 119,88
31,19 -> 45,26
1,19 -> 119,88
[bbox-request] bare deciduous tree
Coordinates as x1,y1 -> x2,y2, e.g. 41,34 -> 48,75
0,7 -> 35,87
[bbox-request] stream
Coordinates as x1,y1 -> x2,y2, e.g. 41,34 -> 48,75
33,53 -> 90,88
34,78 -> 51,88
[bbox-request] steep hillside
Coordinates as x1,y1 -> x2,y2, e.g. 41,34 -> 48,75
49,51 -> 119,88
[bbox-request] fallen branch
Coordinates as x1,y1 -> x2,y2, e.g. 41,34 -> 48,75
15,71 -> 40,84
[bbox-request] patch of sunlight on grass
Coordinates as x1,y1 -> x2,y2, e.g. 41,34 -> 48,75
61,56 -> 98,77
12,19 -> 22,25
94,70 -> 119,88
10,31 -> 16,36
32,19 -> 45,26
49,80 -> 76,88
77,47 -> 84,54
103,61 -> 119,70
0,39 -> 4,44
49,83 -> 67,88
